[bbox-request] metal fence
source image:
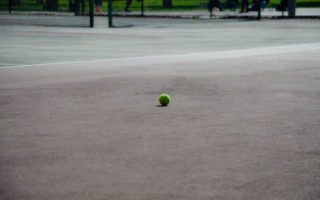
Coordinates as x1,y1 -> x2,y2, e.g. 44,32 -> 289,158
0,0 -> 94,27
106,0 -> 320,27
0,0 -> 319,27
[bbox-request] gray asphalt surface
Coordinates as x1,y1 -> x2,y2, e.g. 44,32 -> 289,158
0,18 -> 320,200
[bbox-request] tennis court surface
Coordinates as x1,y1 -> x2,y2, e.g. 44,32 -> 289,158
1,18 -> 320,199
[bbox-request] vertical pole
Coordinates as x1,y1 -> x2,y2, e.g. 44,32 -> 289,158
89,0 -> 94,27
69,0 -> 72,12
257,0 -> 261,20
9,0 -> 12,13
141,0 -> 144,16
288,0 -> 296,17
108,0 -> 113,27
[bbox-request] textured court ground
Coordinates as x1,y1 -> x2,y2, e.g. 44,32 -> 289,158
0,18 -> 320,200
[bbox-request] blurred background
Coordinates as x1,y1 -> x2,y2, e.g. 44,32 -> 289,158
0,0 -> 319,27
1,0 -> 320,12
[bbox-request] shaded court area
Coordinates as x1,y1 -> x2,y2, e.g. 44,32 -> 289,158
0,18 -> 320,199
0,13 -> 92,27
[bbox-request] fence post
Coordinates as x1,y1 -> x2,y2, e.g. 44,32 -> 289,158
9,0 -> 12,13
89,0 -> 94,27
141,0 -> 144,16
288,0 -> 296,17
257,0 -> 261,20
108,0 -> 113,27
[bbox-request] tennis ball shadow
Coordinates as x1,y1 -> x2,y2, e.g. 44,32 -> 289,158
155,105 -> 168,108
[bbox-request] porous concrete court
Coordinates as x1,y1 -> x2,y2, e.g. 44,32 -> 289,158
0,17 -> 320,200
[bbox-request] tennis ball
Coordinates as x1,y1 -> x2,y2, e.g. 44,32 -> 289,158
159,94 -> 171,106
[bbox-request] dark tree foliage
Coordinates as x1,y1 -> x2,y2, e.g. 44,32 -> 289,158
12,0 -> 21,6
45,0 -> 59,11
36,0 -> 44,5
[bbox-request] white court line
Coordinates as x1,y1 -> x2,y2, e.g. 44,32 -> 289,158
1,42 -> 320,70
0,63 -> 25,66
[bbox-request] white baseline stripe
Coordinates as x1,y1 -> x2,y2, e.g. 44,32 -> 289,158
0,63 -> 25,66
1,42 -> 320,70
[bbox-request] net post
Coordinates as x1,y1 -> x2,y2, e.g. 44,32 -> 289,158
89,0 -> 94,27
108,0 -> 113,27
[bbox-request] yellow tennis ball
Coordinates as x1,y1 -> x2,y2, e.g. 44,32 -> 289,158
159,94 -> 171,106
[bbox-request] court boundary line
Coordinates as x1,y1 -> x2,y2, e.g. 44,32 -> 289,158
1,42 -> 320,70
